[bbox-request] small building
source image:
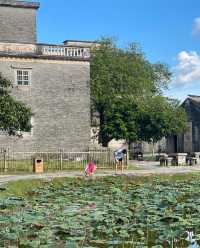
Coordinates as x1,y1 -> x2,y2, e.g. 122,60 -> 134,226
167,95 -> 200,153
0,0 -> 92,152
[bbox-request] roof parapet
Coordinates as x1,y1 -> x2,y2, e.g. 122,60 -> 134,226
0,0 -> 40,9
0,42 -> 90,61
63,40 -> 99,48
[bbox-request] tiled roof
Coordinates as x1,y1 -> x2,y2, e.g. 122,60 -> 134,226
188,95 -> 200,103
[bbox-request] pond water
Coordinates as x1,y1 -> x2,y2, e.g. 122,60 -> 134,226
1,176 -> 200,247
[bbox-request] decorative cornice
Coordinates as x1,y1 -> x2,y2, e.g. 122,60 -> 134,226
0,56 -> 89,66
0,0 -> 40,9
0,52 -> 90,62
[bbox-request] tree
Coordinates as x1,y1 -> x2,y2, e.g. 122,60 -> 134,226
0,73 -> 32,136
99,97 -> 139,145
99,96 -> 187,146
91,38 -> 187,146
137,96 -> 187,143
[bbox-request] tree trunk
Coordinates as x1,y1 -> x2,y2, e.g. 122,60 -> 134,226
152,141 -> 155,157
98,111 -> 111,147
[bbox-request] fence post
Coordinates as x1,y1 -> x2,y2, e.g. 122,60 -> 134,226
108,148 -> 112,166
59,149 -> 63,170
109,148 -> 113,168
126,150 -> 129,168
3,148 -> 7,172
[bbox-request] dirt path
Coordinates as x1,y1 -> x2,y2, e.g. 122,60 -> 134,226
0,161 -> 200,186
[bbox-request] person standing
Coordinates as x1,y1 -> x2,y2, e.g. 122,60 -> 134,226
114,148 -> 127,173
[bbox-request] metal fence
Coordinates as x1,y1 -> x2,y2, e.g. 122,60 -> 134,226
0,149 -> 116,173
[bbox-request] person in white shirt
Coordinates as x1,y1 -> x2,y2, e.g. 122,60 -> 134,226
114,148 -> 127,173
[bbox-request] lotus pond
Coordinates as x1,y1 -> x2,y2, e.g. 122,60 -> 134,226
1,174 -> 200,247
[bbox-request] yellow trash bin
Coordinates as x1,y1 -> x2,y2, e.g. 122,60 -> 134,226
33,158 -> 44,173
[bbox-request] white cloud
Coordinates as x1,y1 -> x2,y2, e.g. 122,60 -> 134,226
193,17 -> 200,36
175,50 -> 200,84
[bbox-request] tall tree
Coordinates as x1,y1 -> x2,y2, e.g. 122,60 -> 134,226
137,96 -> 187,143
99,97 -> 139,146
0,73 -> 32,136
91,38 -> 186,146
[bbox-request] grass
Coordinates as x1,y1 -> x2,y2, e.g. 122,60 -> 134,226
126,164 -> 143,170
0,156 -> 140,174
0,177 -> 76,197
0,179 -> 44,197
1,172 -> 200,197
0,159 -> 115,173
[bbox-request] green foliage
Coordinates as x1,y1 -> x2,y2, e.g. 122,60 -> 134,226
100,98 -> 139,143
97,95 -> 187,144
0,73 -> 32,135
91,38 -> 171,109
91,38 -> 187,146
137,96 -> 188,143
1,175 -> 200,247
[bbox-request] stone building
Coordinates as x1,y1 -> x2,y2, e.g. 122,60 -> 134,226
167,95 -> 200,153
0,0 -> 92,152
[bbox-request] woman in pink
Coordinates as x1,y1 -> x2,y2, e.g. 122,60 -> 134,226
85,161 -> 97,176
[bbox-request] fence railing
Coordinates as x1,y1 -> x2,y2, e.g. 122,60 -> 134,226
0,150 -> 116,173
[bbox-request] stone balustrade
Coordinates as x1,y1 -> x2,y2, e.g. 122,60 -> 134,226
0,42 -> 90,59
42,45 -> 90,58
0,42 -> 37,54
40,45 -> 90,58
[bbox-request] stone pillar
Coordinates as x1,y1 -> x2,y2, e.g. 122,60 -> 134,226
166,136 -> 177,153
184,122 -> 193,153
193,124 -> 200,152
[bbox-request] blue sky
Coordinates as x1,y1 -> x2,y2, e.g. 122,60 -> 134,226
36,0 -> 200,101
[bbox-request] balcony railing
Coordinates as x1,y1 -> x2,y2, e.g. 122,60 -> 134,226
0,42 -> 90,59
40,45 -> 90,58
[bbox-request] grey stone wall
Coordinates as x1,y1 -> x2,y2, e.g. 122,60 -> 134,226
129,138 -> 167,155
0,6 -> 37,43
167,96 -> 200,153
166,136 -> 178,153
193,123 -> 200,152
183,122 -> 193,153
0,58 -> 90,152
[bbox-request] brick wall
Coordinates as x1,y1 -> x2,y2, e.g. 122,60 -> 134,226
0,6 -> 37,43
0,57 -> 91,152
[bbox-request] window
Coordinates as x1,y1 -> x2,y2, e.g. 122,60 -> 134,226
16,69 -> 31,86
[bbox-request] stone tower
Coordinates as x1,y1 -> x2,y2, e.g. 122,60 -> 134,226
0,0 -> 92,152
0,0 -> 40,43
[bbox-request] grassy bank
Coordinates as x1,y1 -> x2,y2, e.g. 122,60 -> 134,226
1,172 -> 199,197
